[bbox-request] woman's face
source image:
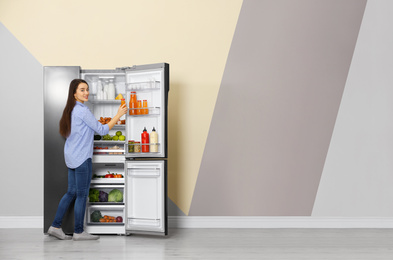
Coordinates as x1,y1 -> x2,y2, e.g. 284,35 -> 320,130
74,83 -> 89,103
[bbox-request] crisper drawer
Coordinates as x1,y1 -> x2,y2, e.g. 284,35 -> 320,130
93,141 -> 125,155
87,205 -> 125,225
91,163 -> 125,185
89,185 -> 124,205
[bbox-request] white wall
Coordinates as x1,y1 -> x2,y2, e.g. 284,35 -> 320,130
0,23 -> 43,216
313,0 -> 393,216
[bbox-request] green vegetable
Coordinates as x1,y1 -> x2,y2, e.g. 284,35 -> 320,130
89,188 -> 99,202
91,210 -> 102,222
108,189 -> 123,202
116,131 -> 122,136
102,134 -> 112,140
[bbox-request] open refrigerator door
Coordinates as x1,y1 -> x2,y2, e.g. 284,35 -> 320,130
125,160 -> 167,235
124,64 -> 169,159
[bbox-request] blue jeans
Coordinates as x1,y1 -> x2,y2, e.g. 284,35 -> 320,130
52,158 -> 92,234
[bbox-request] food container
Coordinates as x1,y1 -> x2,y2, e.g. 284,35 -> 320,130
128,140 -> 134,153
134,142 -> 141,153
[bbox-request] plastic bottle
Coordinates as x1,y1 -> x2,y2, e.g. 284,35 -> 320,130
129,92 -> 137,115
150,127 -> 158,152
107,79 -> 116,100
142,100 -> 148,114
136,100 -> 142,115
103,80 -> 108,100
97,80 -> 103,100
141,127 -> 150,153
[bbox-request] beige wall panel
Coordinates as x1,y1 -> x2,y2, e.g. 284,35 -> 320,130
0,0 -> 243,214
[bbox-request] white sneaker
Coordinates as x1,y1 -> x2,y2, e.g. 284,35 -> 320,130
47,226 -> 72,240
73,231 -> 100,241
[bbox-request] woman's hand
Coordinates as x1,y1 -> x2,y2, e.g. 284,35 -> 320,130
107,104 -> 128,130
117,104 -> 128,117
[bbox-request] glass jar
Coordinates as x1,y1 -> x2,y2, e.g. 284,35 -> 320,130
128,140 -> 134,153
134,142 -> 141,153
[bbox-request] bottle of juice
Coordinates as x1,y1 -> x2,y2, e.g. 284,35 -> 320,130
136,100 -> 142,115
150,127 -> 158,152
129,92 -> 137,115
121,98 -> 126,107
141,127 -> 150,153
142,100 -> 148,114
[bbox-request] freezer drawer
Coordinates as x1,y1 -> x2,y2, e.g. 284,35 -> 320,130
125,160 -> 167,235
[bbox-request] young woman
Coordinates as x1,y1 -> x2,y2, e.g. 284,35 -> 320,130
47,79 -> 127,241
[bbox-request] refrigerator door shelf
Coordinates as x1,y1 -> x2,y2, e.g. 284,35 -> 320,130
128,107 -> 160,116
126,81 -> 160,91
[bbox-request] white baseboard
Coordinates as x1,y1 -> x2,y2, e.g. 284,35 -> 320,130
2,216 -> 393,229
168,216 -> 393,228
0,216 -> 43,228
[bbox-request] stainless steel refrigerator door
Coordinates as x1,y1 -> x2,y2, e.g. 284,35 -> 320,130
125,160 -> 168,235
124,63 -> 169,159
43,66 -> 80,234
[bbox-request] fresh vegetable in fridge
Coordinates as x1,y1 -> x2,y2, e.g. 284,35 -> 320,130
108,189 -> 123,202
90,210 -> 102,222
89,188 -> 99,202
105,171 -> 114,178
102,134 -> 112,140
99,190 -> 108,202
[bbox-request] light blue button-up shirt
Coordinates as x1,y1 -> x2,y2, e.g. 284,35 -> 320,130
64,101 -> 109,168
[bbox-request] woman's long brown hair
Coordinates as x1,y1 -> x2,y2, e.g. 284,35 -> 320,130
59,79 -> 88,138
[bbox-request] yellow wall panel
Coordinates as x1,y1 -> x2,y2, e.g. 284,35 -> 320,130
0,0 -> 242,214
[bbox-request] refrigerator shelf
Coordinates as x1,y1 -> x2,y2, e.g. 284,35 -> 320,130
127,81 -> 160,91
112,124 -> 126,129
89,99 -> 123,104
93,151 -> 125,155
94,140 -> 126,144
91,179 -> 124,184
88,202 -> 125,206
92,155 -> 125,163
87,222 -> 124,226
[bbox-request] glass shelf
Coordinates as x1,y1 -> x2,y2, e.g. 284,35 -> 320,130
89,99 -> 123,104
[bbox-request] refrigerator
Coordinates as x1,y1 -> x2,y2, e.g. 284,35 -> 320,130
44,63 -> 169,236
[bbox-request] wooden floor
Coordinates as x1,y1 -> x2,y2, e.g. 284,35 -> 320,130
1,228 -> 393,259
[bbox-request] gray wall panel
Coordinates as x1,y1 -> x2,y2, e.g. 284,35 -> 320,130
189,0 -> 367,216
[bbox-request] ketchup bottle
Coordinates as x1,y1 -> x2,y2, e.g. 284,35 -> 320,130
141,127 -> 150,153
